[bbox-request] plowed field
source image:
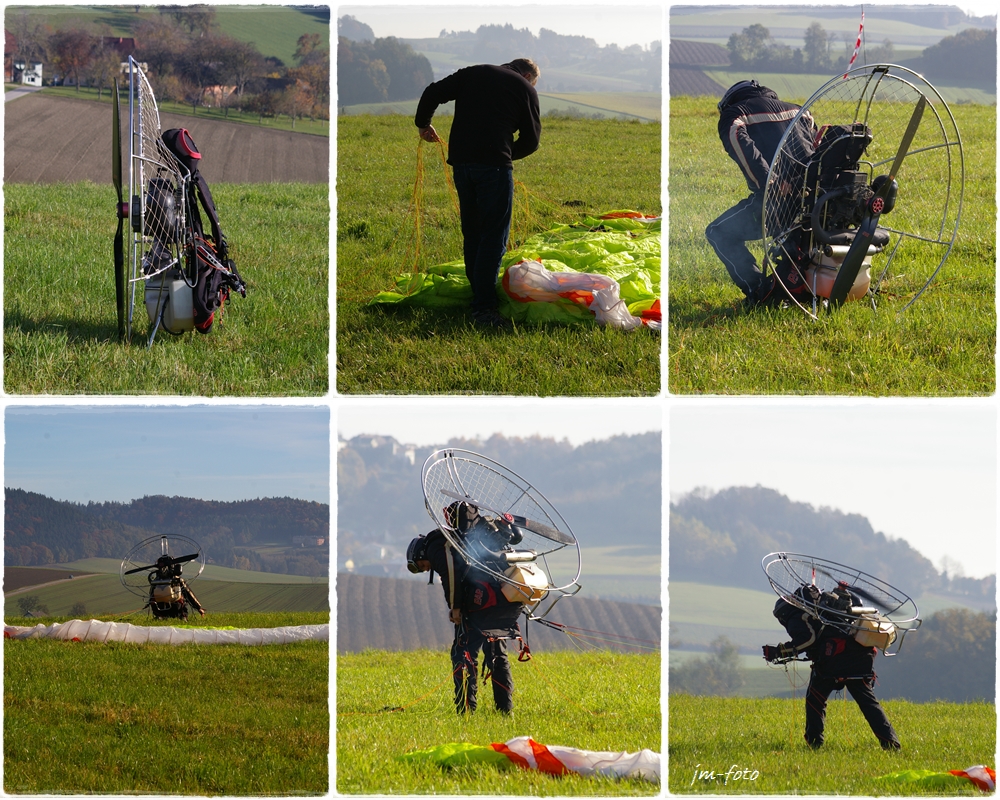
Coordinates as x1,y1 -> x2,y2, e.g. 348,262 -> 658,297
5,94 -> 329,184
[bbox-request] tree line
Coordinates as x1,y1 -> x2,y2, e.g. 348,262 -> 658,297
726,21 -> 996,82
727,21 -> 894,73
4,488 -> 329,578
337,15 -> 662,106
6,6 -> 329,125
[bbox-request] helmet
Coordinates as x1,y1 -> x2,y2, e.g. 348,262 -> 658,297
717,79 -> 761,112
406,536 -> 429,573
443,501 -> 479,533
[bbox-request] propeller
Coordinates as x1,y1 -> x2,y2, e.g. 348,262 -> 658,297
829,95 -> 927,307
122,552 -> 200,575
438,488 -> 576,545
113,77 -> 127,341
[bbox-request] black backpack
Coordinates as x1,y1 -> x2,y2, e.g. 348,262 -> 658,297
160,128 -> 246,333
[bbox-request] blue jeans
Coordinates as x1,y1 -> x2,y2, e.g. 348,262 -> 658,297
453,164 -> 514,313
705,193 -> 765,298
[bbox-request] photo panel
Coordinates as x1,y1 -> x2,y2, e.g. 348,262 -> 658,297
4,404 -> 331,795
336,399 -> 663,791
668,401 -> 997,794
336,4 -> 663,395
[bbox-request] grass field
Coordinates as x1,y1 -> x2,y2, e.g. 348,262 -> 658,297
4,611 -> 328,795
669,695 -> 995,794
4,182 -> 328,394
337,648 -> 660,794
668,97 -> 995,395
336,114 -> 661,395
5,5 -> 329,67
341,92 -> 660,121
700,69 -> 997,106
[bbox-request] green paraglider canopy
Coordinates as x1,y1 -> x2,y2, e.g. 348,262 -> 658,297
369,211 -> 660,328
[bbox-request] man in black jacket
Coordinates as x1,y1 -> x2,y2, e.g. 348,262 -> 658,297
414,59 -> 542,329
707,80 -> 815,307
764,585 -> 901,750
406,502 -> 523,714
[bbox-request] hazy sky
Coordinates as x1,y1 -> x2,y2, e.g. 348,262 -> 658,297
338,398 -> 662,446
670,401 -> 996,580
338,3 -> 663,50
5,406 -> 330,504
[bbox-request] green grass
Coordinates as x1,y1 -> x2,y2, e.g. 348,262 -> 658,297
4,182 -> 328,394
42,85 -> 330,136
669,695 -> 995,794
4,612 -> 328,795
5,5 -> 329,67
668,97 -> 995,395
336,114 -> 661,395
337,648 -> 660,794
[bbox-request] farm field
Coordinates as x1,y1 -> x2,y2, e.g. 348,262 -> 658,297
6,572 -> 329,617
337,648 -> 660,794
668,695 -> 995,794
4,181 -> 328,395
5,93 -> 329,185
4,612 -> 328,795
336,114 -> 661,395
38,86 -> 331,137
667,97 -> 995,395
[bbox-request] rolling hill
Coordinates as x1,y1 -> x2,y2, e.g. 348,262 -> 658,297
6,565 -> 329,617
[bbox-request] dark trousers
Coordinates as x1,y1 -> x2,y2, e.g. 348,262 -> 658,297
453,164 -> 514,313
805,670 -> 900,749
451,626 -> 514,714
705,193 -> 766,298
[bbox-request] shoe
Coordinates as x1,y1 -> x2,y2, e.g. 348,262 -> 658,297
471,309 -> 514,331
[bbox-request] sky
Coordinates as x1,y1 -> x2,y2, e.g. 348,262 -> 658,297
4,406 -> 330,505
338,3 -> 664,50
338,398 -> 662,447
670,402 -> 997,580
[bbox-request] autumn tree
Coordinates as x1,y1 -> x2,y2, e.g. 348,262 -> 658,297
50,27 -> 94,90
133,16 -> 186,79
87,41 -> 122,99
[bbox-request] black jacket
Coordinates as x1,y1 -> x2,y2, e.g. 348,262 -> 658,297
718,83 -> 814,194
414,63 -> 541,168
780,606 -> 877,680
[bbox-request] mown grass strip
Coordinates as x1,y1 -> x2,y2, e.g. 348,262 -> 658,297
669,694 -> 995,794
4,612 -> 328,795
